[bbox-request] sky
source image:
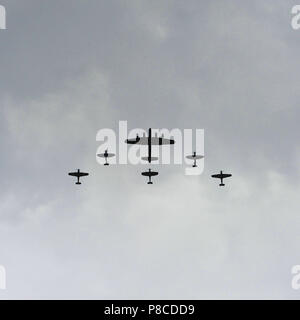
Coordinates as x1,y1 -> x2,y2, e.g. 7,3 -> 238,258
0,0 -> 300,299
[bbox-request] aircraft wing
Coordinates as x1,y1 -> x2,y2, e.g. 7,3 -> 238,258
68,172 -> 79,177
125,137 -> 142,144
211,173 -> 231,179
211,174 -> 222,179
142,171 -> 159,177
150,137 -> 175,145
186,155 -> 204,160
69,172 -> 89,177
78,172 -> 89,177
126,137 -> 175,145
97,153 -> 115,158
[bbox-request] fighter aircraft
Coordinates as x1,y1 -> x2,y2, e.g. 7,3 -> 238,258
126,128 -> 175,163
141,169 -> 159,184
186,152 -> 204,167
68,169 -> 89,185
97,149 -> 115,166
211,171 -> 232,186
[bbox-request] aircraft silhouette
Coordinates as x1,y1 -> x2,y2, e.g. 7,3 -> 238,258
211,171 -> 232,186
141,169 -> 159,184
97,149 -> 115,166
186,151 -> 204,167
68,169 -> 89,185
126,128 -> 175,163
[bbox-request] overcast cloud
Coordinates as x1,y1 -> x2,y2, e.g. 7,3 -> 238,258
0,0 -> 300,299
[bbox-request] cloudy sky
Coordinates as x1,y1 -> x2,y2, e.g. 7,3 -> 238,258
0,0 -> 300,299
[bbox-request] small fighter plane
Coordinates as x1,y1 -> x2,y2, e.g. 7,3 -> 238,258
211,171 -> 232,186
97,149 -> 115,166
141,169 -> 159,184
68,169 -> 89,185
126,128 -> 175,163
186,152 -> 204,167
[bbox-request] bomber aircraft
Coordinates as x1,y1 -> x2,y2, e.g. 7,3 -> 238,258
126,128 -> 175,163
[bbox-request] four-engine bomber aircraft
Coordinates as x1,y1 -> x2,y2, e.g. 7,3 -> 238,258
126,128 -> 175,163
211,171 -> 232,186
141,169 -> 159,184
68,169 -> 89,185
